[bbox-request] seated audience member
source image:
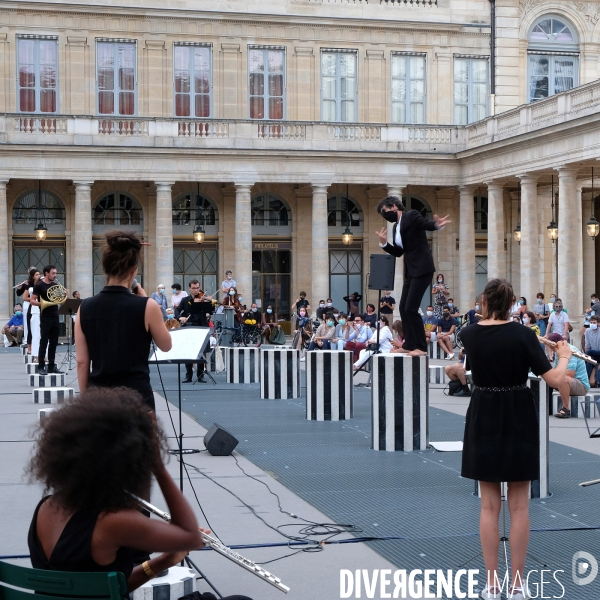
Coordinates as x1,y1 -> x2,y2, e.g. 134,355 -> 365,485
509,295 -> 520,317
518,296 -> 528,315
423,306 -> 438,343
584,315 -> 600,387
547,333 -> 590,419
522,311 -> 540,336
3,304 -> 24,346
533,292 -> 549,336
363,304 -> 377,328
379,291 -> 395,318
437,307 -> 458,360
447,298 -> 459,317
547,299 -> 570,340
165,308 -> 180,330
316,300 -> 327,320
344,315 -> 371,361
332,313 -> 352,350
466,300 -> 482,325
325,298 -> 337,313
293,307 -> 311,350
390,320 -> 405,353
308,312 -> 336,350
445,349 -> 470,397
353,316 -> 393,370
262,305 -> 277,343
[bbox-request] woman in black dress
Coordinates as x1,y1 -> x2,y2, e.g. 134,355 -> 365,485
75,231 -> 172,411
460,278 -> 571,600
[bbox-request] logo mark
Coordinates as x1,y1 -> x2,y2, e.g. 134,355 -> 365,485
572,551 -> 598,586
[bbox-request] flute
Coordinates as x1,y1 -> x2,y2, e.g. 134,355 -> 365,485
537,336 -> 598,365
128,494 -> 290,594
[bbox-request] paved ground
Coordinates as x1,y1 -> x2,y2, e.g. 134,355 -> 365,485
2,346 -> 600,599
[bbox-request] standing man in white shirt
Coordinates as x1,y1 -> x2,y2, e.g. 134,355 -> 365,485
547,299 -> 570,341
220,270 -> 237,294
170,283 -> 188,319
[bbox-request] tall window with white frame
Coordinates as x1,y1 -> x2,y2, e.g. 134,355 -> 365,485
453,57 -> 488,125
17,37 -> 58,113
97,41 -> 136,116
249,47 -> 285,120
391,54 -> 426,124
528,16 -> 579,102
174,44 -> 211,118
321,50 -> 357,122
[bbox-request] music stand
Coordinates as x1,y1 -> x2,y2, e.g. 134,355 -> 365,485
149,327 -> 211,491
58,299 -> 81,370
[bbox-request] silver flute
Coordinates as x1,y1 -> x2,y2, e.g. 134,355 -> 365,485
129,493 -> 290,594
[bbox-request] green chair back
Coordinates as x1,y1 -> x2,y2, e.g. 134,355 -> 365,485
0,560 -> 128,600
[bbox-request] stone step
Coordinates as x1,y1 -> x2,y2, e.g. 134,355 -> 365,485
37,407 -> 57,422
26,363 -> 39,374
33,387 -> 74,404
29,374 -> 65,388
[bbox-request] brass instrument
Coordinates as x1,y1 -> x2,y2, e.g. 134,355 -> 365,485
40,281 -> 67,312
537,336 -> 598,366
129,493 -> 290,594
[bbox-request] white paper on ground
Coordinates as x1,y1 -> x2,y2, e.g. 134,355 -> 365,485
430,441 -> 463,452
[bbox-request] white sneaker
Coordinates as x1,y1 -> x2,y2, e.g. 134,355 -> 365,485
509,586 -> 530,599
480,586 -> 502,599
300,357 -> 305,362
445,354 -> 455,360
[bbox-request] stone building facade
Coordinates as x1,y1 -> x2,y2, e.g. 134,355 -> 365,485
1,0 -> 600,326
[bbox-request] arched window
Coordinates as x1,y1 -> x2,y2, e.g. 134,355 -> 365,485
327,195 -> 363,231
402,195 -> 432,220
251,194 -> 291,227
528,16 -> 579,102
474,195 -> 488,232
13,190 -> 66,234
172,192 -> 217,227
93,192 -> 143,231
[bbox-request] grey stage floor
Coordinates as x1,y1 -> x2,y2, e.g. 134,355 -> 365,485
151,363 -> 600,599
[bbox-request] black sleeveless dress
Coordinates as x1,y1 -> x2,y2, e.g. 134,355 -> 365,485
460,322 -> 552,482
80,286 -> 155,410
28,496 -> 134,579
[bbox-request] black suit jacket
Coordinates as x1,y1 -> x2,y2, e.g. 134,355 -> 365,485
382,209 -> 437,278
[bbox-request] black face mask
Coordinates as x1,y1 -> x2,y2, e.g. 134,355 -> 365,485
381,210 -> 398,223
444,313 -> 450,319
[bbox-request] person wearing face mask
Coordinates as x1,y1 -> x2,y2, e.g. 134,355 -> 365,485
316,300 -> 327,320
465,300 -> 482,325
332,312 -> 352,350
353,316 -> 393,369
170,283 -> 188,319
164,307 -> 180,330
261,304 -> 278,343
432,274 -> 450,320
379,290 -> 396,317
363,303 -> 377,328
292,291 -> 310,316
150,284 -> 168,321
220,270 -> 237,294
547,298 -> 570,341
518,297 -> 528,316
532,292 -> 548,336
437,307 -> 458,360
376,195 -> 450,356
521,311 -> 540,336
292,307 -> 312,352
422,305 -> 438,343
308,312 -> 336,350
446,297 -> 460,318
548,294 -> 557,312
3,304 -> 25,346
344,315 -> 372,361
584,315 -> 600,386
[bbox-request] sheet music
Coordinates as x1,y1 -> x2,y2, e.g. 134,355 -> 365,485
149,327 -> 211,363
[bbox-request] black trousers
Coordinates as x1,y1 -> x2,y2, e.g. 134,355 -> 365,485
400,271 -> 433,352
39,314 -> 60,368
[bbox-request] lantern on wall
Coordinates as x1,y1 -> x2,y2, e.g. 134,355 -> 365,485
547,175 -> 558,241
34,180 -> 47,242
341,184 -> 354,246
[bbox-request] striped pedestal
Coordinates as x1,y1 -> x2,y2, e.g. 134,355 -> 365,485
428,342 -> 444,360
26,363 -> 39,374
23,355 -> 35,364
29,374 -> 65,388
33,387 -> 74,404
260,348 -> 301,399
371,354 -> 428,452
20,345 -> 28,356
428,365 -> 446,384
37,407 -> 57,422
226,347 -> 260,384
306,351 -> 353,421
132,567 -> 195,600
551,392 -> 596,419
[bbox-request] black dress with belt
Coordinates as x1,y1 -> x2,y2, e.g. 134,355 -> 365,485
460,322 -> 552,482
80,286 -> 155,410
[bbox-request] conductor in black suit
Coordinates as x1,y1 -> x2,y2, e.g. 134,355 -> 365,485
376,195 -> 450,355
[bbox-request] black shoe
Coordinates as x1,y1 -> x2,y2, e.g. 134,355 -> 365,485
49,366 -> 64,374
197,376 -> 207,383
182,375 -> 193,383
37,367 -> 48,376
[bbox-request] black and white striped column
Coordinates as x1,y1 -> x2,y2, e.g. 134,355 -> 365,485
306,351 -> 353,421
33,387 -> 74,404
29,374 -> 65,387
371,354 -> 428,452
428,365 -> 446,384
226,347 -> 260,384
551,392 -> 595,419
428,342 -> 444,360
260,348 -> 301,399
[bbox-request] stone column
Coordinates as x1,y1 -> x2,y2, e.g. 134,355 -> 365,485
73,182 -> 94,298
386,185 -> 405,317
234,184 -> 253,299
582,191 -> 597,303
311,184 -> 330,312
557,167 -> 579,321
486,181 -> 505,280
0,181 -> 9,318
155,182 -> 174,291
519,175 -> 539,307
576,182 -> 584,318
458,186 -> 476,316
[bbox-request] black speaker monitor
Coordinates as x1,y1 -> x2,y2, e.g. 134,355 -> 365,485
368,254 -> 396,291
203,423 -> 239,456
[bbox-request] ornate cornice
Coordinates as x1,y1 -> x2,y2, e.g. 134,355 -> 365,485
520,0 -> 600,26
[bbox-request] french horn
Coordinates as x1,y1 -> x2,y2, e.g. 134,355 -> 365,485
40,281 -> 67,312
